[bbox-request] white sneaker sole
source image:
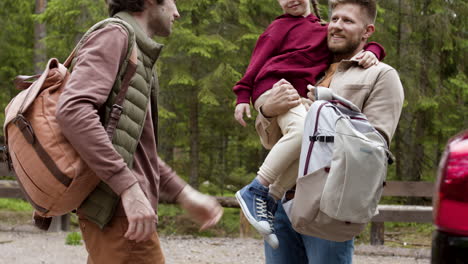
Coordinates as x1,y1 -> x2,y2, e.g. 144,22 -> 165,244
235,191 -> 272,235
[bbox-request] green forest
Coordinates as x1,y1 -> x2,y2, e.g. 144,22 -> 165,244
0,0 -> 466,198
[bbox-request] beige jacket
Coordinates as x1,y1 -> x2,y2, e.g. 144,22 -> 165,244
256,60 -> 404,146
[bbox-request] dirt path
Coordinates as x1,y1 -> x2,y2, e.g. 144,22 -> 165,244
0,229 -> 430,264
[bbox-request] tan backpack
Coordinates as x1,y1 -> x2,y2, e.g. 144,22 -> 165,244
3,18 -> 137,218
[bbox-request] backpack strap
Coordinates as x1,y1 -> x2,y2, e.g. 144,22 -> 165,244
105,47 -> 138,140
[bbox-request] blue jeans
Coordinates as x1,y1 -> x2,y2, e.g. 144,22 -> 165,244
264,202 -> 354,264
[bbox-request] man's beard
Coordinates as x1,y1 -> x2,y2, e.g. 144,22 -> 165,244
328,37 -> 361,56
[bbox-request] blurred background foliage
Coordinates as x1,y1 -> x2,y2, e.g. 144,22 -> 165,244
0,0 -> 466,202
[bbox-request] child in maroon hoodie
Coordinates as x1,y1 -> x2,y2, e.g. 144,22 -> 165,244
234,0 -> 385,248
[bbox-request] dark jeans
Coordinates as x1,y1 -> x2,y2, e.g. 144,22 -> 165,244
264,202 -> 354,264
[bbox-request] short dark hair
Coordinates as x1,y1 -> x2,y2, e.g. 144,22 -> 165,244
329,0 -> 377,24
106,0 -> 165,16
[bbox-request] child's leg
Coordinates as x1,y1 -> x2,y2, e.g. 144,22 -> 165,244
269,158 -> 299,201
236,98 -> 306,240
257,103 -> 307,194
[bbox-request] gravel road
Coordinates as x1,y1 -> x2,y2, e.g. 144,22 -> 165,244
0,229 -> 431,264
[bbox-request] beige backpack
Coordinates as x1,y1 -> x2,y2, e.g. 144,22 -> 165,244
284,91 -> 393,242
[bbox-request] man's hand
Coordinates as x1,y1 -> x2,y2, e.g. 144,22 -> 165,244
234,103 -> 251,127
121,183 -> 157,243
353,50 -> 379,68
261,79 -> 301,118
176,185 -> 223,230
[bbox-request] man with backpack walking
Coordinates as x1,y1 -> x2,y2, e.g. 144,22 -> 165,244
55,0 -> 223,263
256,0 -> 404,263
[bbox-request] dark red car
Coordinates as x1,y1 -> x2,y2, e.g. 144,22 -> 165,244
432,130 -> 468,263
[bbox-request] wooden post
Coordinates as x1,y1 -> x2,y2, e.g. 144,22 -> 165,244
61,214 -> 71,231
48,214 -> 70,232
239,211 -> 254,238
48,215 -> 62,232
370,222 -> 385,245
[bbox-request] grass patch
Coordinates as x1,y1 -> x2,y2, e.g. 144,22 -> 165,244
0,198 -> 33,226
355,222 -> 433,248
0,198 -> 33,212
65,232 -> 82,245
0,210 -> 32,225
383,222 -> 433,248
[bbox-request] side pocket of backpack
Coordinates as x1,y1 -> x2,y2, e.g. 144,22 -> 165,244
290,168 -> 328,233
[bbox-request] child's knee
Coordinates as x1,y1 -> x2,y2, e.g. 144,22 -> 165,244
284,127 -> 303,149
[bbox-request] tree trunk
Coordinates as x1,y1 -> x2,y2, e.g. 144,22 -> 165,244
188,83 -> 199,189
395,0 -> 414,182
220,134 -> 228,195
188,13 -> 201,189
34,0 -> 47,74
394,0 -> 403,181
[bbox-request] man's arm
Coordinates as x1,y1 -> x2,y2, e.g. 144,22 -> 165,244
57,25 -> 137,195
158,156 -> 187,201
362,68 -> 405,144
253,79 -> 301,149
158,157 -> 223,230
56,25 -> 156,243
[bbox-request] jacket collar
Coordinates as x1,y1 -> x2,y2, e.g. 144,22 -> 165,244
114,11 -> 163,62
336,59 -> 360,72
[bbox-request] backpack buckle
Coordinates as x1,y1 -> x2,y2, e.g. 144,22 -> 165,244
13,114 -> 35,145
310,135 -> 334,143
110,104 -> 123,118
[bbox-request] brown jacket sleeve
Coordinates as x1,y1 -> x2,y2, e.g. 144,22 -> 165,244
157,156 -> 187,202
56,25 -> 138,195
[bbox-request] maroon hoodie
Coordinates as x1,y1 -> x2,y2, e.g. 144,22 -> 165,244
233,14 -> 385,105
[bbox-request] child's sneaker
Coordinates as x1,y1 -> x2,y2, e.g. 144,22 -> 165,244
236,178 -> 272,235
264,232 -> 279,249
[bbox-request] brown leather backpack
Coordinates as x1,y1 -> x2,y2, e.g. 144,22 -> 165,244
3,18 -> 137,218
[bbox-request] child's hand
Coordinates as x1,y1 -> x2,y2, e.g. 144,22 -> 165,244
234,103 -> 251,127
307,84 -> 316,102
353,50 -> 379,68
